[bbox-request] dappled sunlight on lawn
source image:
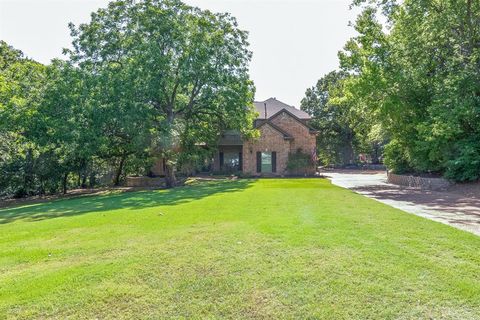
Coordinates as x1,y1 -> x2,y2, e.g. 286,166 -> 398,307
0,179 -> 254,224
0,178 -> 479,319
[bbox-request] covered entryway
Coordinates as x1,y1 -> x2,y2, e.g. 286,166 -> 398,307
218,146 -> 243,173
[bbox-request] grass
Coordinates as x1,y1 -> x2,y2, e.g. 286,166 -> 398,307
0,178 -> 479,319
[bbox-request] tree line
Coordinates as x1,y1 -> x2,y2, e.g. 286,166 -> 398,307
301,0 -> 480,182
2,0 -> 478,198
0,0 -> 256,198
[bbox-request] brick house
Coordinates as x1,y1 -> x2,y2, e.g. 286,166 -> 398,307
214,98 -> 317,176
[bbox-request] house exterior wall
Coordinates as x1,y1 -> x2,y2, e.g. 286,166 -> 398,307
213,110 -> 317,176
269,111 -> 317,175
242,124 -> 291,175
270,111 -> 316,154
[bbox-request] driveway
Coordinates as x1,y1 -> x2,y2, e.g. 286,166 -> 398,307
323,170 -> 480,236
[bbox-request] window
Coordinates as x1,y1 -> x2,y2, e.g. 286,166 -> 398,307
220,151 -> 242,172
261,152 -> 272,173
224,152 -> 240,170
257,151 -> 276,173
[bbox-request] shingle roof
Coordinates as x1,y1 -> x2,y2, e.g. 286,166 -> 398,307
254,98 -> 311,120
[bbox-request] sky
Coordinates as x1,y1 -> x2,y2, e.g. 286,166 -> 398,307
0,0 -> 359,107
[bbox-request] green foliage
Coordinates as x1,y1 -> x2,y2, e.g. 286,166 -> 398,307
0,41 -> 23,71
383,139 -> 410,174
340,0 -> 480,181
177,146 -> 214,176
0,41 -> 49,197
0,0 -> 255,196
444,139 -> 480,182
68,0 -> 256,187
301,71 -> 385,166
286,149 -> 313,174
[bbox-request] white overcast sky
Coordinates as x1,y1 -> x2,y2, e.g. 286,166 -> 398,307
0,0 -> 359,106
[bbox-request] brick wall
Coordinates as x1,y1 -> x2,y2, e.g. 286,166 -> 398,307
126,176 -> 165,187
270,112 -> 316,155
387,172 -> 451,191
243,123 -> 291,175
269,112 -> 316,175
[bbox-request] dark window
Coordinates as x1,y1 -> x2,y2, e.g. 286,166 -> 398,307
219,151 -> 242,172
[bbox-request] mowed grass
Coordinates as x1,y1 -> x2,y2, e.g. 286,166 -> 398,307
0,179 -> 479,319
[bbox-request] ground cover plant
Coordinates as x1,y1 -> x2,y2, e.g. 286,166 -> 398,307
1,178 -> 479,319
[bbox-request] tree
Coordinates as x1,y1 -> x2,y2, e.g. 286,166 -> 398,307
0,41 -> 48,196
301,71 -> 376,166
340,0 -> 480,181
67,0 -> 256,187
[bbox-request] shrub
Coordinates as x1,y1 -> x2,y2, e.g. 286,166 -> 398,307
287,149 -> 314,175
383,139 -> 412,174
444,141 -> 480,182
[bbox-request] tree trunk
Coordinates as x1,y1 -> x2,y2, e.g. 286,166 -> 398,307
89,171 -> 96,188
62,172 -> 69,195
163,109 -> 177,188
371,142 -> 380,164
342,141 -> 355,165
81,174 -> 87,188
39,180 -> 45,195
24,148 -> 34,195
164,159 -> 177,188
113,155 -> 126,186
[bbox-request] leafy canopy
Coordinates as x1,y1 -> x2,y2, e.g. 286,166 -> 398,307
67,0 -> 256,186
339,0 -> 480,180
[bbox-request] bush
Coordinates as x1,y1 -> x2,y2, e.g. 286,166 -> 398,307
444,141 -> 480,182
383,140 -> 412,174
287,149 -> 314,175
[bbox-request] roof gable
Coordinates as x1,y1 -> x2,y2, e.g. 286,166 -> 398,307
268,108 -> 318,134
254,98 -> 310,120
255,120 -> 293,140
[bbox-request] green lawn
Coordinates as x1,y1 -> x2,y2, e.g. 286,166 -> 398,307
1,179 -> 479,319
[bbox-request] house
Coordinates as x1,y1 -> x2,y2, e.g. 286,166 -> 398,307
142,98 -> 318,185
214,98 -> 317,176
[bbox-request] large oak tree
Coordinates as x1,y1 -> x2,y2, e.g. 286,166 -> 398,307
68,0 -> 256,187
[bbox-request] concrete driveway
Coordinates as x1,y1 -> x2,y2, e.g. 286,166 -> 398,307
323,170 -> 480,236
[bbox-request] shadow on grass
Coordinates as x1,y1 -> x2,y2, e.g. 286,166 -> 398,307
0,179 -> 255,225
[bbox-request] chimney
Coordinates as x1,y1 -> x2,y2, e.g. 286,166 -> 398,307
264,102 -> 267,119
